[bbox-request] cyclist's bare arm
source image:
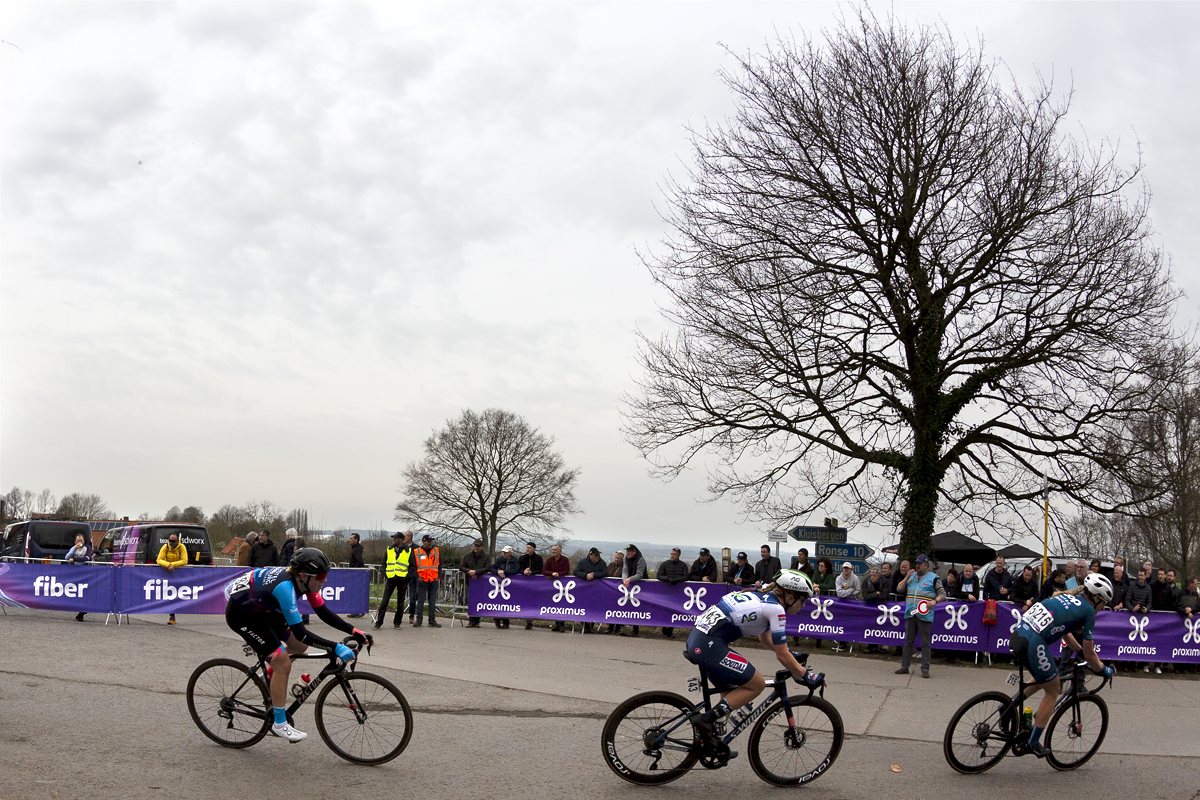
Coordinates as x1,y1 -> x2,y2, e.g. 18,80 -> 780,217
762,632 -> 807,681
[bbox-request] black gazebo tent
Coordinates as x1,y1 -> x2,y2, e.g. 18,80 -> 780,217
883,531 -> 997,567
997,543 -> 1043,561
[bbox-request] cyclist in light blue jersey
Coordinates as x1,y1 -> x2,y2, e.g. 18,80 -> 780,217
1009,572 -> 1114,758
686,570 -> 823,740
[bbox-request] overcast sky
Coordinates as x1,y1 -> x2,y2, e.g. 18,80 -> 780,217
3,2 -> 1198,555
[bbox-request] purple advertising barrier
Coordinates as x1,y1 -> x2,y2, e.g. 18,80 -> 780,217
467,580 -> 1200,664
114,565 -> 370,615
0,562 -> 117,613
468,575 -> 733,627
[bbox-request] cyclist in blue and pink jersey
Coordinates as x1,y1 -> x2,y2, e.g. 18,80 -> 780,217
1009,572 -> 1114,758
225,548 -> 371,742
686,570 -> 824,741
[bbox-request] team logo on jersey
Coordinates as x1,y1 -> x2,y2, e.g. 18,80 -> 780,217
551,579 -> 576,604
683,586 -> 707,611
487,576 -> 512,600
719,652 -> 749,673
943,604 -> 968,630
1128,615 -> 1149,642
809,597 -> 834,620
694,647 -> 701,654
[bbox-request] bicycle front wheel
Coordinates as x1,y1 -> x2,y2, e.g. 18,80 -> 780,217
1045,694 -> 1107,771
943,691 -> 1017,774
747,695 -> 843,786
186,658 -> 271,748
314,672 -> 413,765
601,691 -> 699,785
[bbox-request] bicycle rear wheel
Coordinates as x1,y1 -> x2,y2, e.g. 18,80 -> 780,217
601,691 -> 699,785
314,672 -> 412,765
747,695 -> 843,786
1045,694 -> 1107,771
186,658 -> 271,747
943,691 -> 1017,773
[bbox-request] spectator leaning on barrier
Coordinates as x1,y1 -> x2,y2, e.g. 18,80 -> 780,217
1012,565 -> 1039,610
375,532 -> 413,630
689,548 -> 718,583
879,561 -> 894,599
236,532 -> 254,567
490,546 -> 520,629
158,531 -> 189,625
955,564 -> 980,601
1041,567 -> 1067,599
618,544 -> 648,637
250,530 -> 278,569
789,548 -> 816,579
519,542 -> 543,578
725,551 -> 756,587
863,566 -> 885,602
944,568 -> 959,599
604,551 -> 624,634
459,539 -> 491,628
754,545 -> 781,589
656,548 -> 688,638
1178,576 -> 1199,619
279,529 -> 298,567
413,534 -> 442,628
896,554 -> 945,678
1064,559 -> 1088,590
893,560 -> 911,600
542,544 -> 571,632
984,556 -> 1012,601
836,562 -> 861,598
1109,565 -> 1129,609
1151,568 -> 1176,612
66,532 -> 90,622
574,548 -> 608,633
1128,568 -> 1152,614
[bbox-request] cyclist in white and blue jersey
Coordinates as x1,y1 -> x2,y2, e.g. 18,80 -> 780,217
1009,572 -> 1114,758
686,570 -> 824,738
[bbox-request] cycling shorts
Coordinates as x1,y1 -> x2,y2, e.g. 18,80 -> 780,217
226,600 -> 292,659
685,629 -> 757,691
1010,631 -> 1057,684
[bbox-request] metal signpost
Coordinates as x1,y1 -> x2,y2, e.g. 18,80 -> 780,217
767,528 -> 788,559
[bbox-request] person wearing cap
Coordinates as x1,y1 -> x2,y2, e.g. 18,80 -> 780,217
789,548 -> 815,579
374,532 -> 413,630
619,544 -> 648,637
754,545 -> 781,589
895,554 -> 945,678
688,548 -> 718,583
574,548 -> 608,633
541,544 -> 572,632
413,534 -> 442,628
518,542 -> 545,629
460,539 -> 492,628
724,551 -> 755,586
656,548 -> 689,638
489,545 -> 520,629
835,562 -> 861,598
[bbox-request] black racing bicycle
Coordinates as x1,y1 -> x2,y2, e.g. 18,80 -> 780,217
186,637 -> 413,765
602,652 -> 843,787
943,652 -> 1111,773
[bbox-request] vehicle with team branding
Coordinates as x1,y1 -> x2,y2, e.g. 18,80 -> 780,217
1,520 -> 93,562
96,523 -> 213,566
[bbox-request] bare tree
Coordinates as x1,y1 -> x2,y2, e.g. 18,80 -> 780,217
395,409 -> 581,556
1059,511 -> 1148,567
56,492 -> 111,520
624,11 -> 1180,563
35,489 -> 56,514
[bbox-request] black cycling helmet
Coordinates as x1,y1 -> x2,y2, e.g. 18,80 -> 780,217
290,547 -> 331,577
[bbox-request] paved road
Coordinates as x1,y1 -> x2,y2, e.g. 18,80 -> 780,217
1,609 -> 1197,800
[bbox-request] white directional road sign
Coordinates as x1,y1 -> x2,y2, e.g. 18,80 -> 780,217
815,543 -> 874,560
767,530 -> 788,542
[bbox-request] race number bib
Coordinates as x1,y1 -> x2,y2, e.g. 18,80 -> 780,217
694,606 -> 727,634
224,571 -> 253,600
1021,603 -> 1054,633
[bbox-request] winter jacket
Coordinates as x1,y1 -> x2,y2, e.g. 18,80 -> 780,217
862,576 -> 886,603
607,558 -> 624,578
984,568 -> 1013,601
1041,577 -> 1067,600
459,549 -> 491,576
788,557 -> 816,579
1127,579 -> 1152,612
279,539 -> 297,566
815,570 -> 837,595
1178,587 -> 1199,616
519,553 -> 544,576
952,575 -> 980,601
491,555 -> 520,576
348,542 -> 365,569
1011,576 -> 1040,606
157,542 -> 189,569
1109,579 -> 1129,610
249,541 -> 278,568
542,555 -> 571,578
236,540 -> 252,567
622,549 -> 648,582
725,562 -> 756,586
688,557 -> 719,582
754,556 -> 782,585
656,558 -> 689,585
574,556 -> 608,581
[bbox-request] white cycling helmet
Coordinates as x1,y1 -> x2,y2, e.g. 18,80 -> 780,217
773,569 -> 815,597
1082,573 -> 1113,603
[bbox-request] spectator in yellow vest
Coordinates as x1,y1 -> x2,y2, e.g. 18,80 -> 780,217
374,532 -> 412,630
157,532 -> 188,625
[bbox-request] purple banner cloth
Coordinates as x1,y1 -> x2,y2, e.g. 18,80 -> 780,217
0,562 -> 369,615
467,578 -> 1200,663
0,562 -> 117,613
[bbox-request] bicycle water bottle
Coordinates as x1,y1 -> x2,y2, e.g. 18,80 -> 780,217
291,673 -> 312,699
1023,706 -> 1033,729
729,707 -> 751,729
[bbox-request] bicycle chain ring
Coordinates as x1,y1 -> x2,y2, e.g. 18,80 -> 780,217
698,740 -> 731,769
